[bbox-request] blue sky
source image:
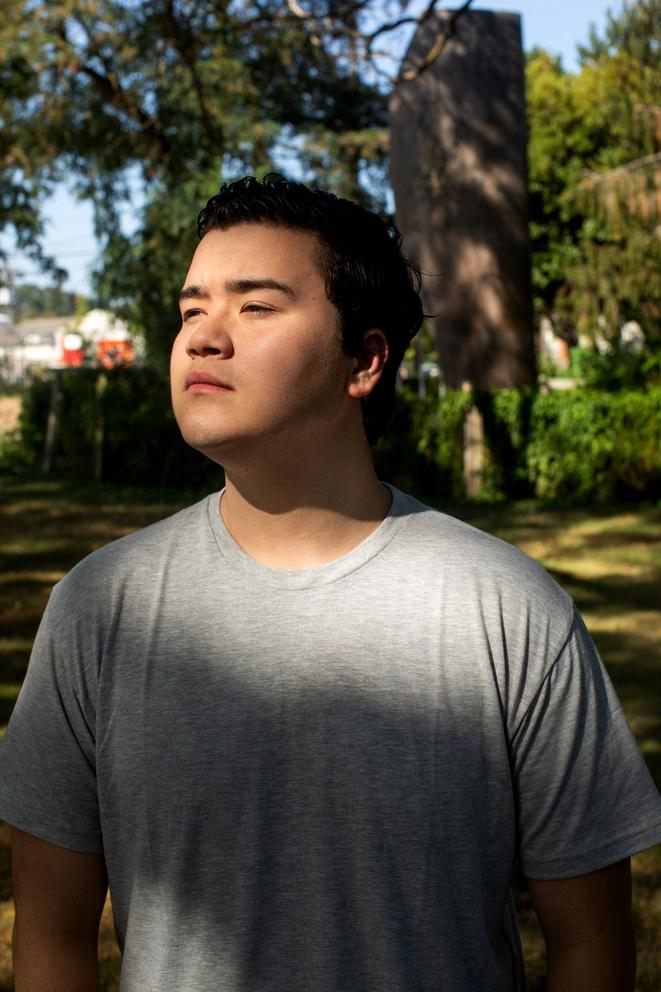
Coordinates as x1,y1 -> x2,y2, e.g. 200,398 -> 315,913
6,0 -> 622,295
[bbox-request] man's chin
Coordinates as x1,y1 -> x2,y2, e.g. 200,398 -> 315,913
179,428 -> 247,466
184,435 -> 231,465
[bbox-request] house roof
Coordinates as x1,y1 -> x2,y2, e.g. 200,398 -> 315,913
14,316 -> 75,336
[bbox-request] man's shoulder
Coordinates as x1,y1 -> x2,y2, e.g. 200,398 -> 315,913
390,487 -> 573,618
393,487 -> 550,573
49,493 -> 216,612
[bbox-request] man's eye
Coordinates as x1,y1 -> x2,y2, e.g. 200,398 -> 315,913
242,303 -> 273,314
182,309 -> 203,321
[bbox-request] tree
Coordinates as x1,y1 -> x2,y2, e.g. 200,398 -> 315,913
1,1 -> 478,365
0,2 -> 65,282
527,1 -> 661,353
12,284 -> 83,322
0,1 -> 381,361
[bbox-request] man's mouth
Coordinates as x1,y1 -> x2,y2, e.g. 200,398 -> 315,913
185,371 -> 233,393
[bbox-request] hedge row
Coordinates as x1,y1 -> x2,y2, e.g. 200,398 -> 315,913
4,367 -> 222,492
375,386 -> 661,503
4,369 -> 661,503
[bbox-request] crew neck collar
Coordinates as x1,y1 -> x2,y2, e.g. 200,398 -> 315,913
206,484 -> 410,589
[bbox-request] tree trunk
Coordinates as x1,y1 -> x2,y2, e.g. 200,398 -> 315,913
42,371 -> 61,474
389,10 -> 536,388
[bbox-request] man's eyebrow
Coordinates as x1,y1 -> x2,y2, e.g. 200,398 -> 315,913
178,278 -> 297,304
178,284 -> 208,303
224,278 -> 297,298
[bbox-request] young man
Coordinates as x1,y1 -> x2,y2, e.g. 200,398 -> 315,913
2,175 -> 660,992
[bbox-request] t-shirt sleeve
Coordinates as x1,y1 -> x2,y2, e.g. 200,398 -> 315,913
0,581 -> 103,853
512,604 -> 661,879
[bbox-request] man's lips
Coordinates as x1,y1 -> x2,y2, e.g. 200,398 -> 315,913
185,370 -> 233,393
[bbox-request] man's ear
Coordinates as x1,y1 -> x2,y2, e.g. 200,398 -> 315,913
346,329 -> 389,399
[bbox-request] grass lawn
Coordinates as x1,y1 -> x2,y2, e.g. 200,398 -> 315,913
0,476 -> 660,990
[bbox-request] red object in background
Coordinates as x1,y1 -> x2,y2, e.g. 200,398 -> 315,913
62,346 -> 84,366
61,332 -> 85,367
97,339 -> 135,369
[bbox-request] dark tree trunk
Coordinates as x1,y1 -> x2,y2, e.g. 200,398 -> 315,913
389,11 -> 536,388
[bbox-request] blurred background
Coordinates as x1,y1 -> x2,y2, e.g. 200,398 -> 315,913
0,0 -> 659,500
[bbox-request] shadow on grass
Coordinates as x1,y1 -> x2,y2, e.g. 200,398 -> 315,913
548,566 -> 661,613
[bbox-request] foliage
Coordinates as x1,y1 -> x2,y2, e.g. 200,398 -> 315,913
11,283 -> 84,321
92,180 -> 205,373
526,50 -> 599,316
372,388 -> 443,495
526,1 -> 661,348
11,367 -> 222,489
372,387 -> 473,499
12,374 -> 661,505
0,0 -> 423,360
476,387 -> 661,505
568,341 -> 661,390
0,424 -> 31,473
2,1 -> 659,378
526,388 -> 661,502
0,2 -> 63,279
375,385 -> 661,505
0,2 -> 486,365
578,0 -> 661,77
429,389 -> 474,498
473,389 -> 535,501
100,367 -> 223,488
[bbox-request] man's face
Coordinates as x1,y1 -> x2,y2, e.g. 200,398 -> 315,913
171,223 -> 358,463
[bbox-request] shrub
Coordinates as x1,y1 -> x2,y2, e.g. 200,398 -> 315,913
431,389 -> 474,499
474,389 -> 535,501
11,368 -> 222,490
527,388 -> 661,502
570,345 -> 661,391
373,388 -> 473,499
378,386 -> 661,504
372,389 -> 442,494
9,371 -> 661,504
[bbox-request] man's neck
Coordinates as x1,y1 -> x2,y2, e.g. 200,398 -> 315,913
219,442 -> 391,570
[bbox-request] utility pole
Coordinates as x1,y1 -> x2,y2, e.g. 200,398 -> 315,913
0,262 -> 16,324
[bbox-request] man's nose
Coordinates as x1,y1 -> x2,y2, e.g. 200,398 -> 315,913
185,314 -> 234,359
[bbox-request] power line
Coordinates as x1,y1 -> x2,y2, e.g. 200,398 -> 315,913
5,249 -> 97,259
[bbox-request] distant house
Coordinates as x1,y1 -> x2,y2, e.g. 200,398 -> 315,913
76,309 -> 134,369
0,309 -> 136,383
76,308 -> 129,344
0,316 -> 75,382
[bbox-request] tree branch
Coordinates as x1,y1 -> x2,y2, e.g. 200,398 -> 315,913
571,153 -> 661,229
578,152 -> 661,188
366,0 -> 440,50
161,0 -> 225,168
396,0 -> 475,84
54,13 -> 166,156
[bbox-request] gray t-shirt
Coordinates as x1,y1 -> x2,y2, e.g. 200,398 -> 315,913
1,486 -> 660,992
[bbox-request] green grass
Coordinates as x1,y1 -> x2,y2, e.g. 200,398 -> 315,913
0,477 -> 660,990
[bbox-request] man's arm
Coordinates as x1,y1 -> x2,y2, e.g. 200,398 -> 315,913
526,858 -> 636,992
12,827 -> 108,992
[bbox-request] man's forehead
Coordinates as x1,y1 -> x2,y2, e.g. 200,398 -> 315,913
193,223 -> 322,263
183,223 -> 325,294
